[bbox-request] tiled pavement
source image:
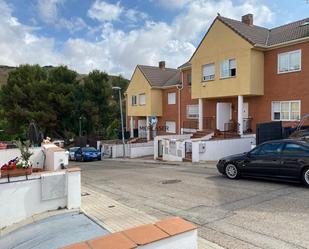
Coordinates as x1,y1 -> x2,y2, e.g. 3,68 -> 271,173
81,186 -> 224,249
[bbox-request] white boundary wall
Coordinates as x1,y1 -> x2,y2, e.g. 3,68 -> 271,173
0,169 -> 81,229
138,230 -> 197,249
108,141 -> 154,158
0,148 -> 44,168
154,134 -> 192,160
192,137 -> 256,162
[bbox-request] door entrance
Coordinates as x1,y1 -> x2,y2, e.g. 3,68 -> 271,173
138,119 -> 147,138
243,102 -> 249,132
216,103 -> 232,131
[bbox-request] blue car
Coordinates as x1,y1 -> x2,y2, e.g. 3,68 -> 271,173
75,147 -> 101,161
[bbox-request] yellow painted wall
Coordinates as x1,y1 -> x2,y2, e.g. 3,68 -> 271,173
191,19 -> 264,99
126,67 -> 162,116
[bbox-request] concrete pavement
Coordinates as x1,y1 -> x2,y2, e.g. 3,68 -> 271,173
73,158 -> 309,249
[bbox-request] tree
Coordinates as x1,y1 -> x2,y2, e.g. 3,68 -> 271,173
0,65 -> 80,139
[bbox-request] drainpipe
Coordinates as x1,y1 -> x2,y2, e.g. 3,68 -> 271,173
176,72 -> 184,135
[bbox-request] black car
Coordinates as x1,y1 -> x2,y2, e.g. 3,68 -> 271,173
217,139 -> 309,187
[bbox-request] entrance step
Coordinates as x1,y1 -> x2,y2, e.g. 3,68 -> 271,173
191,129 -> 214,139
212,130 -> 240,139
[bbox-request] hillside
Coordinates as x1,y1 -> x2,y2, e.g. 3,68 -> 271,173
0,65 -> 128,86
0,66 -> 15,86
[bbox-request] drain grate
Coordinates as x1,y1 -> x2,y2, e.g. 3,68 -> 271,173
161,179 -> 182,184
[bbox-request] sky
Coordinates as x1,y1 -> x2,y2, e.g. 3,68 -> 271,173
0,0 -> 308,79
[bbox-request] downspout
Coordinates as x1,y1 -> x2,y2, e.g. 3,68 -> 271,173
176,72 -> 184,135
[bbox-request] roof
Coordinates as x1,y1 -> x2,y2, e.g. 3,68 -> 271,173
218,16 -> 309,47
137,65 -> 180,87
178,61 -> 191,69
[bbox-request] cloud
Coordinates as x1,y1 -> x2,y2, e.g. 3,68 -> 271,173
37,0 -> 88,33
154,0 -> 193,9
0,0 -> 275,78
37,0 -> 63,23
88,0 -> 123,22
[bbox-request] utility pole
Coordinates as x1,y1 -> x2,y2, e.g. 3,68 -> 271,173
112,86 -> 125,157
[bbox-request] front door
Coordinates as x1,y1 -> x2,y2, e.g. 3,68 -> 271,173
243,102 -> 249,132
216,102 -> 232,131
138,119 -> 147,138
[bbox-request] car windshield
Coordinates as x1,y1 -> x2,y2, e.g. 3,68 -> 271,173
69,147 -> 79,152
83,147 -> 97,152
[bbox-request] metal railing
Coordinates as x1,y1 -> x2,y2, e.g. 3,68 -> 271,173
183,117 -> 215,130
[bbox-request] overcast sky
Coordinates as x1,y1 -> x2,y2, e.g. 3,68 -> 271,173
0,0 -> 308,78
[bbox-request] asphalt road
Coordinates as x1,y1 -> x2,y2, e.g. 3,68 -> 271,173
71,159 -> 309,249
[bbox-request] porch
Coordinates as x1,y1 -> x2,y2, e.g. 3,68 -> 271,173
193,95 -> 254,137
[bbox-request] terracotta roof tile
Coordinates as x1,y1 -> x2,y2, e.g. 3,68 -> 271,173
138,65 -> 180,87
155,217 -> 197,236
218,15 -> 309,47
123,224 -> 169,245
60,242 -> 90,249
88,232 -> 136,249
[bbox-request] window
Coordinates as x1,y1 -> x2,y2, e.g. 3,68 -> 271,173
202,63 -> 215,81
258,143 -> 283,155
272,101 -> 300,121
187,72 -> 191,86
278,50 -> 301,73
220,59 -> 236,78
131,95 -> 137,106
166,121 -> 176,133
168,92 -> 176,105
139,94 -> 146,105
282,143 -> 309,155
186,105 -> 199,119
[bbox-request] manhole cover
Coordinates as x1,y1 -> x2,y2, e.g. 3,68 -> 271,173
161,179 -> 181,184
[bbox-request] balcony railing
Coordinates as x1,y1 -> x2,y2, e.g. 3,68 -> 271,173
183,117 -> 216,130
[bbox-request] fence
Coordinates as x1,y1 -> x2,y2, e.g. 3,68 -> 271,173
102,141 -> 154,158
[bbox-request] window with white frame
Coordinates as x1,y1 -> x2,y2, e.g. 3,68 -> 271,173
220,59 -> 236,78
278,50 -> 301,73
186,105 -> 199,119
139,94 -> 146,105
272,101 -> 300,121
202,63 -> 215,81
168,92 -> 176,104
131,95 -> 137,106
166,121 -> 176,133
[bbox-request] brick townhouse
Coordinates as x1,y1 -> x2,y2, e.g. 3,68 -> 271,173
126,13 -> 309,140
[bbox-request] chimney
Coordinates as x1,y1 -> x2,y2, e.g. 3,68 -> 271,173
159,61 -> 165,69
241,14 -> 253,25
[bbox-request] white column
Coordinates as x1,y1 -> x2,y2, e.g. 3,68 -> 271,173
238,95 -> 244,135
146,116 -> 151,141
130,116 -> 134,138
198,98 -> 203,131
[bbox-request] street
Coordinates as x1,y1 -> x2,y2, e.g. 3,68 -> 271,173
71,159 -> 309,249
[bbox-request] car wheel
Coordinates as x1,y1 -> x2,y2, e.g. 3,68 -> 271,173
225,163 -> 240,179
301,167 -> 309,187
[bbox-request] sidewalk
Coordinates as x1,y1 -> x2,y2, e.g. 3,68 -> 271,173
102,157 -> 217,168
81,186 -> 224,249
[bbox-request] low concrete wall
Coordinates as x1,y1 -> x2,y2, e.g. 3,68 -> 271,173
192,137 -> 256,162
110,142 -> 154,158
0,168 -> 81,229
59,217 -> 197,249
0,148 -> 44,168
154,134 -> 191,160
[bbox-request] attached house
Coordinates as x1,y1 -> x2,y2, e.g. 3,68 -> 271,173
126,61 -> 198,140
191,14 -> 309,135
126,13 -> 309,141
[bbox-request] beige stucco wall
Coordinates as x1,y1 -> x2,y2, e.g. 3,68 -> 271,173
191,19 -> 264,99
126,67 -> 162,116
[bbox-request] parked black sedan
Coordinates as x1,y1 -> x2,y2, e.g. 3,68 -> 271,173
217,139 -> 309,187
